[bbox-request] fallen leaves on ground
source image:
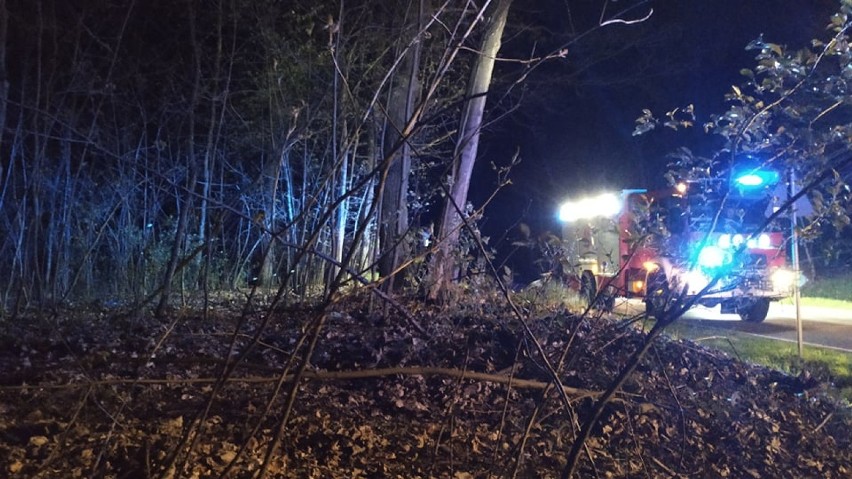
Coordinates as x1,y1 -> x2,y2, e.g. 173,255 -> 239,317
0,294 -> 848,478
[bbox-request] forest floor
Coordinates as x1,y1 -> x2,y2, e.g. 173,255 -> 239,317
0,292 -> 849,478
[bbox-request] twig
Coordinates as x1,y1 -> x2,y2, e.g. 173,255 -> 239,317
274,241 -> 427,335
653,347 -> 687,472
734,24 -> 850,154
436,151 -> 576,411
493,349 -> 522,465
651,457 -> 678,477
432,347 -> 471,476
36,385 -> 93,474
512,391 -> 543,479
623,402 -> 651,479
561,314 -> 677,478
693,335 -> 742,362
814,412 -> 833,433
256,309 -> 329,478
600,8 -> 654,27
1,366 -> 604,399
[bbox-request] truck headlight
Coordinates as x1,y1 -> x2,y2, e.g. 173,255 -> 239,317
685,269 -> 710,294
771,268 -> 796,291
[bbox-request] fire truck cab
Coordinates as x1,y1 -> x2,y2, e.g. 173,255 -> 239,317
558,167 -> 796,322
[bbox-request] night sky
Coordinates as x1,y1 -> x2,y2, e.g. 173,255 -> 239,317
475,0 -> 839,281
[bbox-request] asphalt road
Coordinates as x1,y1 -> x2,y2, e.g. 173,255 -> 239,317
678,302 -> 852,353
616,300 -> 852,352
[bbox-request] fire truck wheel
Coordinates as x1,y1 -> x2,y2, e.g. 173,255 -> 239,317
600,288 -> 616,312
739,299 -> 770,323
580,271 -> 596,308
644,273 -> 668,319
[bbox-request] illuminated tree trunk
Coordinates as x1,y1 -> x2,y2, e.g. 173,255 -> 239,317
330,5 -> 350,289
428,0 -> 512,300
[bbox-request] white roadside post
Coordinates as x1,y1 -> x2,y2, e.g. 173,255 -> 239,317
790,170 -> 803,358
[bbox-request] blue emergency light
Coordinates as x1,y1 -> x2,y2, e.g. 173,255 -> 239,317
730,154 -> 780,197
732,169 -> 780,189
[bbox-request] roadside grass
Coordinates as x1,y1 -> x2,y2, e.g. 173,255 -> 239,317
802,274 -> 852,300
781,273 -> 852,309
782,296 -> 852,309
662,320 -> 852,403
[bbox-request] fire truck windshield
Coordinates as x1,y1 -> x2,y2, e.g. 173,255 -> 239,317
686,191 -> 774,233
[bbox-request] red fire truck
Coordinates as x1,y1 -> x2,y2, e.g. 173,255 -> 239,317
557,165 -> 796,322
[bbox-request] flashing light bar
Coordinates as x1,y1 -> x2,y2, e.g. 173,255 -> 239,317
558,192 -> 622,222
717,233 -> 772,249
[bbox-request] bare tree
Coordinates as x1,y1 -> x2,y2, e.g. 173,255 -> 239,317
428,0 -> 513,300
0,0 -> 7,154
378,0 -> 428,292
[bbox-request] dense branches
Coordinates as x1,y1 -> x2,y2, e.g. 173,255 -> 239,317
0,0 -> 486,310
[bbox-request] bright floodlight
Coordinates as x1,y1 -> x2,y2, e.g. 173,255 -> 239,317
558,192 -> 622,222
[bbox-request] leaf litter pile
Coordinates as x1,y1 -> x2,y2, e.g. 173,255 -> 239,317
0,295 -> 849,478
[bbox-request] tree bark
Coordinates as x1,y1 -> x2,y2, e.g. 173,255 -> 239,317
428,0 -> 512,300
378,0 -> 426,293
156,1 -> 201,316
0,0 -> 8,153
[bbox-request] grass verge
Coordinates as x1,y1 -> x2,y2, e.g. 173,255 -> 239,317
802,274 -> 852,300
780,296 -> 852,309
779,274 -> 852,309
662,320 -> 852,403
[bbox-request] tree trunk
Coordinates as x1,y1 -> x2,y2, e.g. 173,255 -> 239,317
330,3 -> 347,289
0,0 -> 8,153
378,0 -> 426,293
155,167 -> 196,317
428,0 -> 512,300
156,1 -> 201,316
